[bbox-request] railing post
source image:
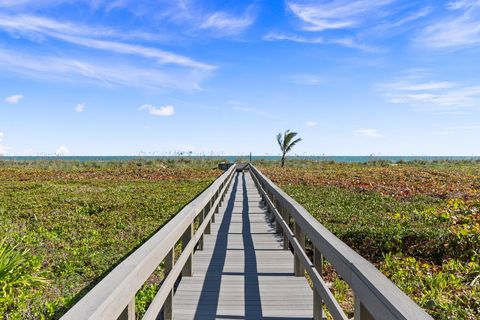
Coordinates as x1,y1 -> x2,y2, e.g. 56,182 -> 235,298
269,195 -> 275,222
282,207 -> 289,250
223,179 -> 228,197
163,248 -> 174,320
260,186 -> 266,206
210,198 -> 215,223
182,223 -> 194,276
354,295 -> 375,320
294,221 -> 305,276
313,247 -> 324,320
274,199 -> 282,234
118,298 -> 135,320
198,207 -> 205,250
205,202 -> 211,234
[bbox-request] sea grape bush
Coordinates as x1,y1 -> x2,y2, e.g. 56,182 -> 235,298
381,253 -> 479,319
260,161 -> 479,200
260,160 -> 480,320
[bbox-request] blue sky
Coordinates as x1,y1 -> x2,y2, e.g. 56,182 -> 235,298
1,0 -> 480,156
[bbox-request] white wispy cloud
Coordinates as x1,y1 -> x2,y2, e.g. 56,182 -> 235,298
0,14 -> 114,38
104,0 -> 127,12
449,124 -> 480,129
290,74 -> 325,86
264,32 -> 324,43
0,14 -> 214,70
0,132 -> 3,141
5,94 -> 24,104
415,1 -> 480,49
356,128 -> 383,138
0,12 -> 168,42
200,8 -> 255,36
385,81 -> 457,91
1,0 -> 124,8
380,75 -> 480,111
232,105 -> 277,119
0,0 -> 64,8
435,124 -> 480,136
0,13 -> 215,91
306,121 -> 317,127
139,104 -> 175,116
377,6 -> 432,30
263,32 -> 377,52
0,47 -> 209,91
287,0 -> 396,31
330,37 -> 380,52
447,0 -> 480,10
75,102 -> 86,112
55,34 -> 214,70
152,1 -> 256,37
55,145 -> 70,156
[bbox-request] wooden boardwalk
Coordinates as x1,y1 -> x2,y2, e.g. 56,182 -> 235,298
173,171 -> 313,319
62,164 -> 433,320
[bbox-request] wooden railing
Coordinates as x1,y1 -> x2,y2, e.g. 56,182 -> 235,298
249,164 -> 433,320
60,164 -> 236,320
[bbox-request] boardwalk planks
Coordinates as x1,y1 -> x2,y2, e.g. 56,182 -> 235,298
173,171 -> 313,319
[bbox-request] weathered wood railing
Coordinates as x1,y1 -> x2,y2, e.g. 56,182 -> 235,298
249,164 -> 433,320
61,164 -> 236,320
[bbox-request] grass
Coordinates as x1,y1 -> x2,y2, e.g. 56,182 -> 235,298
258,160 -> 480,320
0,159 -> 221,319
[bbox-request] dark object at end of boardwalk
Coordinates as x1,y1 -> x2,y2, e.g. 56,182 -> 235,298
236,163 -> 250,172
218,162 -> 234,171
217,162 -> 250,172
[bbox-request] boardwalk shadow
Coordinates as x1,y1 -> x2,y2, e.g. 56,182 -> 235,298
193,173 -> 239,318
242,172 -> 263,319
189,171 -> 302,320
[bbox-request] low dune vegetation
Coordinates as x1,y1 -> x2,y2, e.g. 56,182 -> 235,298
2,158 -> 479,319
0,159 -> 221,319
259,160 -> 480,320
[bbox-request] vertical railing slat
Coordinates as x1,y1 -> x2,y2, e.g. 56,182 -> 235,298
210,198 -> 215,223
294,220 -> 305,276
205,201 -> 211,234
354,295 -> 375,320
274,200 -> 282,234
198,207 -> 205,250
163,248 -> 175,320
314,247 -> 324,320
282,207 -> 290,250
181,223 -> 194,277
118,298 -> 135,320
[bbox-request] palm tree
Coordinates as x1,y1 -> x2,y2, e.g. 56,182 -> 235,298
277,130 -> 302,167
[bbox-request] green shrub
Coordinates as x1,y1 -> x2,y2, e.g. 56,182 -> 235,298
381,253 -> 479,319
0,238 -> 48,318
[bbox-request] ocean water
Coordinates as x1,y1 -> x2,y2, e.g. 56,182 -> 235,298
1,155 -> 479,163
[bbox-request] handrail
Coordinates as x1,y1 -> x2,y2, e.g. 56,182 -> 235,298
249,164 -> 433,320
61,164 -> 236,320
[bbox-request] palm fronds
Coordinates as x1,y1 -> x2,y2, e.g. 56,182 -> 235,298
276,130 -> 302,167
